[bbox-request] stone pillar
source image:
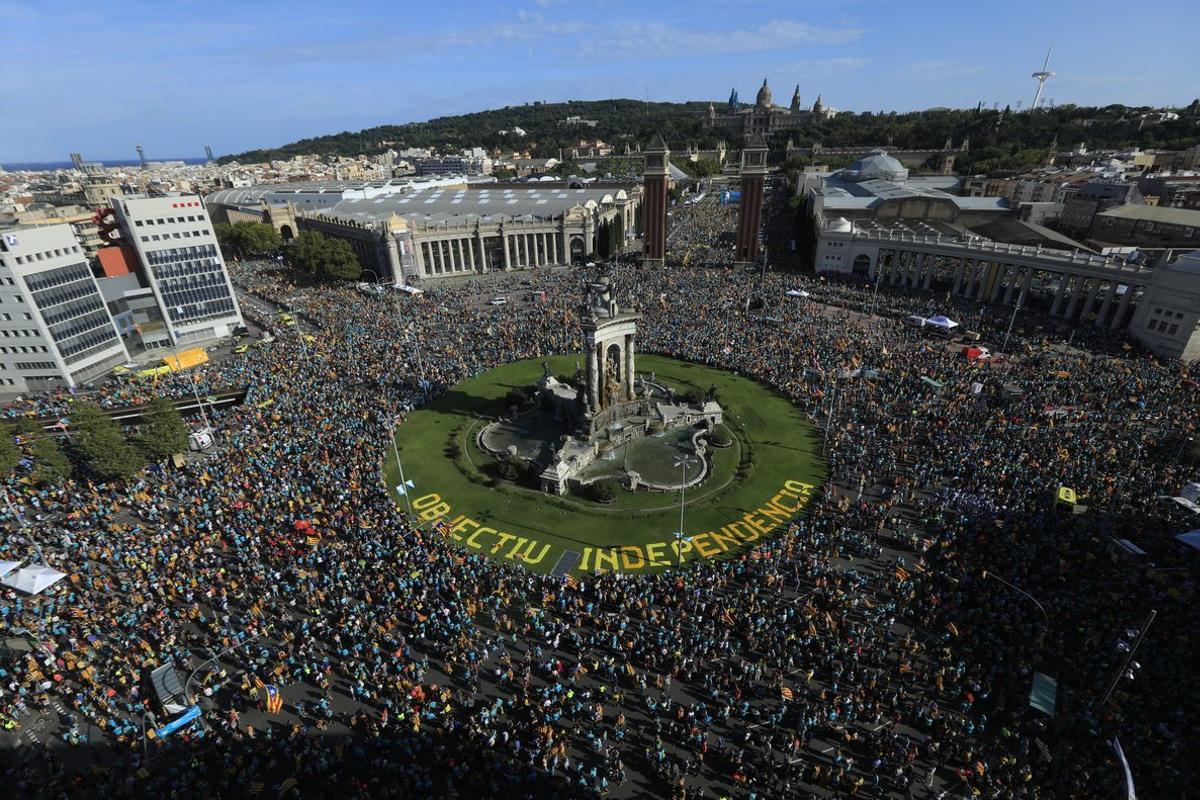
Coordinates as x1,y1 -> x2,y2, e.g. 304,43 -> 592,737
1049,273 -> 1069,316
1095,283 -> 1115,328
1063,277 -> 1084,320
385,233 -> 403,287
1080,278 -> 1100,322
412,238 -> 427,278
586,338 -> 599,409
922,256 -> 934,290
952,261 -> 965,295
1110,284 -> 1135,330
561,227 -> 570,266
1003,267 -> 1018,305
471,231 -> 481,272
590,343 -> 602,409
551,231 -> 559,264
990,265 -> 1007,303
624,334 -> 636,400
502,234 -> 512,271
454,238 -> 465,273
974,263 -> 990,302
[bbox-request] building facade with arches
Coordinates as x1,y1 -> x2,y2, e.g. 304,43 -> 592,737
208,182 -> 639,285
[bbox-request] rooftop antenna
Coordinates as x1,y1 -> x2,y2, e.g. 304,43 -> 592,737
1031,44 -> 1055,111
136,144 -> 147,169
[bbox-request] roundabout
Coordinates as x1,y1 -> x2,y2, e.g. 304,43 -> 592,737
387,353 -> 825,575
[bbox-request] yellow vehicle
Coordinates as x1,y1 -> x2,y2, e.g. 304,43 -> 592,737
302,334 -> 315,344
281,318 -> 296,327
278,312 -> 294,323
136,365 -> 174,379
234,344 -> 250,354
160,347 -> 209,372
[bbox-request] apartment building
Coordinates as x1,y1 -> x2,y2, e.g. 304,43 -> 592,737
0,224 -> 129,391
108,195 -> 244,345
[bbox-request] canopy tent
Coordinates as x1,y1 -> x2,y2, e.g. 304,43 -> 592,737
1175,530 -> 1200,552
1,564 -> 68,595
0,560 -> 23,579
785,289 -> 811,298
926,315 -> 960,329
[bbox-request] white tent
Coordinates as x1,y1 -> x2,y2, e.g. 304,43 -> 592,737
785,289 -> 810,298
1,564 -> 68,595
926,315 -> 960,329
0,560 -> 22,579
1175,530 -> 1200,552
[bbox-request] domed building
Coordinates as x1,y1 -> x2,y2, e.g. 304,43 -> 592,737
704,78 -> 838,140
839,150 -> 910,183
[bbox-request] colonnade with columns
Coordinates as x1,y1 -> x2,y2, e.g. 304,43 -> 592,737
412,225 -> 587,278
869,246 -> 1148,331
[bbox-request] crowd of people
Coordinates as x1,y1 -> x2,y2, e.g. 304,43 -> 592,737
1,200 -> 1197,799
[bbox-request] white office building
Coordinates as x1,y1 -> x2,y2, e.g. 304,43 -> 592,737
0,224 -> 130,391
109,195 -> 244,344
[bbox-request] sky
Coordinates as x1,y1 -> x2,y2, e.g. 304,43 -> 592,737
3,0 -> 1199,162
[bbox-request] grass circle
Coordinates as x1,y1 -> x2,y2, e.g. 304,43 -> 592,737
387,354 -> 825,575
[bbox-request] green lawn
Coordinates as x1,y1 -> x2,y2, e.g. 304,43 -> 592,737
386,355 -> 825,575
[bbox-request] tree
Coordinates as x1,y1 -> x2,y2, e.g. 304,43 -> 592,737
71,404 -> 144,481
136,397 -> 190,462
30,436 -> 72,485
216,221 -> 281,259
0,423 -> 20,477
289,231 -> 363,281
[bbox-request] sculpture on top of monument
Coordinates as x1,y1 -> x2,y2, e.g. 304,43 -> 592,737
583,275 -> 619,318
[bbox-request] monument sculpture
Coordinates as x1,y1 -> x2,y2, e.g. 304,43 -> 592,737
477,277 -> 724,495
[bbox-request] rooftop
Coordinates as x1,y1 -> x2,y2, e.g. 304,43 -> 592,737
312,186 -> 630,226
1094,203 -> 1200,226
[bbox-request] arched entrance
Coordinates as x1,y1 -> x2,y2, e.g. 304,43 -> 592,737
570,237 -> 586,264
279,224 -> 294,243
605,342 -> 623,400
852,254 -> 871,277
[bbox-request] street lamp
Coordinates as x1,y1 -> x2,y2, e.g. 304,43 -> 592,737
1001,301 -> 1022,355
390,415 -> 413,517
3,489 -> 45,565
1099,610 -> 1157,707
184,632 -> 261,704
982,569 -> 1050,627
673,455 -> 699,567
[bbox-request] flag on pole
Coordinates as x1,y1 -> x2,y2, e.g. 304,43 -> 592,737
1112,738 -> 1137,800
395,479 -> 416,496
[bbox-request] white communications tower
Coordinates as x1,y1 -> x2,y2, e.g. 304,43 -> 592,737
1030,45 -> 1055,111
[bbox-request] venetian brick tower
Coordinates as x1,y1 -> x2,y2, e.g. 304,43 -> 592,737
734,135 -> 769,268
641,134 -> 670,267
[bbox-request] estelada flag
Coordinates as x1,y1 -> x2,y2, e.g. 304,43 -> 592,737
265,684 -> 283,714
947,623 -> 960,637
564,575 -> 579,589
780,686 -> 794,700
720,609 -> 735,626
895,566 -> 910,581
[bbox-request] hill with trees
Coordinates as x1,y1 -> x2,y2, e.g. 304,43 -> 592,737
220,99 -> 1199,176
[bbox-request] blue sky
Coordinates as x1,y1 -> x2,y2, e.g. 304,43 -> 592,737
3,0 -> 1198,162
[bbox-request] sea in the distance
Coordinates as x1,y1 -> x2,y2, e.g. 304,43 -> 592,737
2,157 -> 208,172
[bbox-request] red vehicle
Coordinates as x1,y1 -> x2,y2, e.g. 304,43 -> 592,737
961,345 -> 991,360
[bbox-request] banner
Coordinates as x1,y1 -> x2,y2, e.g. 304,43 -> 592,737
154,704 -> 201,738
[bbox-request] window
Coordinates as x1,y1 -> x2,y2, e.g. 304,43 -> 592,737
1168,324 -> 1179,335
1153,308 -> 1162,315
1148,320 -> 1158,331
